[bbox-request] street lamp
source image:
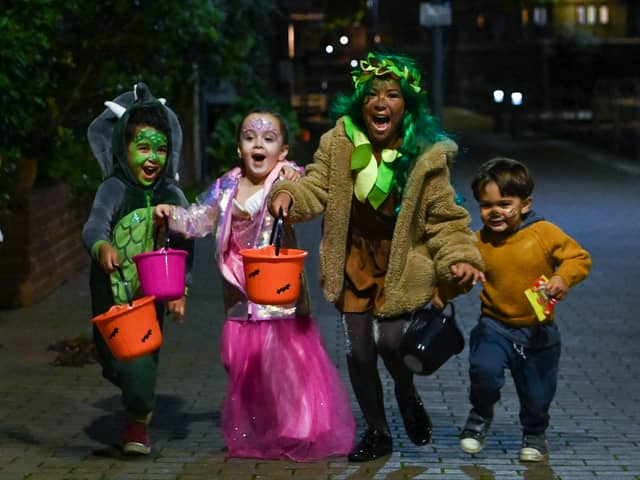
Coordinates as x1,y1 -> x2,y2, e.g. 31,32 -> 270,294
510,91 -> 524,138
492,89 -> 505,133
511,91 -> 523,107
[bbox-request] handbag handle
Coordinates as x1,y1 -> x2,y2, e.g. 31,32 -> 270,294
153,216 -> 171,251
405,302 -> 456,327
115,264 -> 133,306
416,301 -> 454,320
268,207 -> 284,256
437,301 -> 455,317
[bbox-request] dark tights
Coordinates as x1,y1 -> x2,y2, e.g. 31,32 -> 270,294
343,311 -> 414,433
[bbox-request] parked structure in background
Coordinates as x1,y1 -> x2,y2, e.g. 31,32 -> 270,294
451,0 -> 639,158
266,0 -> 639,160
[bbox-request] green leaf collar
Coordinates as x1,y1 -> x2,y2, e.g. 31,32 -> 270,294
343,116 -> 399,210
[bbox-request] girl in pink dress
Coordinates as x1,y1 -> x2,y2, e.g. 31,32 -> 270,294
155,109 -> 355,461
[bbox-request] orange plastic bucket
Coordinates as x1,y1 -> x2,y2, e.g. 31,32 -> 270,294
92,296 -> 162,361
240,245 -> 308,305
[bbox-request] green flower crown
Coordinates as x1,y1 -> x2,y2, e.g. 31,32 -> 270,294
351,52 -> 422,93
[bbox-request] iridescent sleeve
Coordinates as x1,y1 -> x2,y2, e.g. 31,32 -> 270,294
168,179 -> 220,238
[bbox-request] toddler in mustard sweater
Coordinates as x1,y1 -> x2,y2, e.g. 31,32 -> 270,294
459,157 -> 591,462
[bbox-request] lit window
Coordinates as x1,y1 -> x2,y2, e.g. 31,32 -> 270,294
587,5 -> 597,25
522,8 -> 529,25
577,6 -> 586,25
476,14 -> 485,28
533,7 -> 547,26
599,5 -> 609,24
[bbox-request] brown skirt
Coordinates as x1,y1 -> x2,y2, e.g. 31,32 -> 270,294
336,194 -> 396,315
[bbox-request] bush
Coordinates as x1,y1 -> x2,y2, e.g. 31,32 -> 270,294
1,0 -> 282,206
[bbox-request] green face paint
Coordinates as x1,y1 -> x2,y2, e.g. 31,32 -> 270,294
127,126 -> 168,186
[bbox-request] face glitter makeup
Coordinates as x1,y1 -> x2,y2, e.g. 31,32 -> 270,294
242,117 -> 279,137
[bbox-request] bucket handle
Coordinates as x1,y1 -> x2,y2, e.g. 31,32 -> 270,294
153,216 -> 171,251
268,207 -> 284,256
115,264 -> 134,306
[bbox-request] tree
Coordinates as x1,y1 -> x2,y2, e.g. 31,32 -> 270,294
0,0 -> 284,206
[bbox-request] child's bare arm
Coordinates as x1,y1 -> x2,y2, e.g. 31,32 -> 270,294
154,203 -> 216,238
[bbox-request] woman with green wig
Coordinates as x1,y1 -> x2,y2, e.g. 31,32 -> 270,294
270,51 -> 484,461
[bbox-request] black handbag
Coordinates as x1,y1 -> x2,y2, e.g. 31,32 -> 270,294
399,303 -> 465,376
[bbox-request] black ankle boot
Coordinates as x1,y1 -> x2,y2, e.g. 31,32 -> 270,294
348,427 -> 393,462
395,387 -> 432,445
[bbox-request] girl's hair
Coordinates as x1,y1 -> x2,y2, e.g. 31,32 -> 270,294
125,105 -> 171,146
236,108 -> 290,145
330,51 -> 445,198
471,157 -> 534,200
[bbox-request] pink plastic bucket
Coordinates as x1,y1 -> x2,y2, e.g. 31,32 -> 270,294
133,248 -> 187,302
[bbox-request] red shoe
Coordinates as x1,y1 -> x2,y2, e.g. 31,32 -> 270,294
122,418 -> 151,455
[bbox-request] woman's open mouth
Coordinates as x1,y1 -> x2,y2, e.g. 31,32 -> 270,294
372,115 -> 390,132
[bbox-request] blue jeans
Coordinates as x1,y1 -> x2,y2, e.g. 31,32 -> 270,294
468,318 -> 561,435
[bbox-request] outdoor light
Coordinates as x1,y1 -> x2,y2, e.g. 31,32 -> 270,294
325,44 -> 334,54
288,24 -> 295,59
511,91 -> 523,106
492,89 -> 505,134
350,59 -> 358,68
509,91 -> 524,139
339,35 -> 349,45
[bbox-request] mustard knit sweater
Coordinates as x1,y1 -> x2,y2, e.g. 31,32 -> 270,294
478,218 -> 591,327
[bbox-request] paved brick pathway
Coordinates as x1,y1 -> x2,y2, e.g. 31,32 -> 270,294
1,110 -> 638,479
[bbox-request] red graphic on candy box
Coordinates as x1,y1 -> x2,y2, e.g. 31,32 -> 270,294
524,275 -> 558,321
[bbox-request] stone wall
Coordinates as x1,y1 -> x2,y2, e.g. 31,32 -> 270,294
0,182 -> 88,308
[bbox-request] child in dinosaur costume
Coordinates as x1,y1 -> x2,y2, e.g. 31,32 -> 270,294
82,83 -> 194,455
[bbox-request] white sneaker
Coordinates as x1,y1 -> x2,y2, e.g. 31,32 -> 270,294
459,410 -> 491,454
460,435 -> 484,454
519,434 -> 548,462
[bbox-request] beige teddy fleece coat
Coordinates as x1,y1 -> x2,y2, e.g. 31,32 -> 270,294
271,118 -> 483,317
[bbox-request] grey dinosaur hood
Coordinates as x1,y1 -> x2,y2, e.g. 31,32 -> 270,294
87,83 -> 182,183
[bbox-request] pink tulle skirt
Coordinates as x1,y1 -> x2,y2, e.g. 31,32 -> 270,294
220,315 -> 355,461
